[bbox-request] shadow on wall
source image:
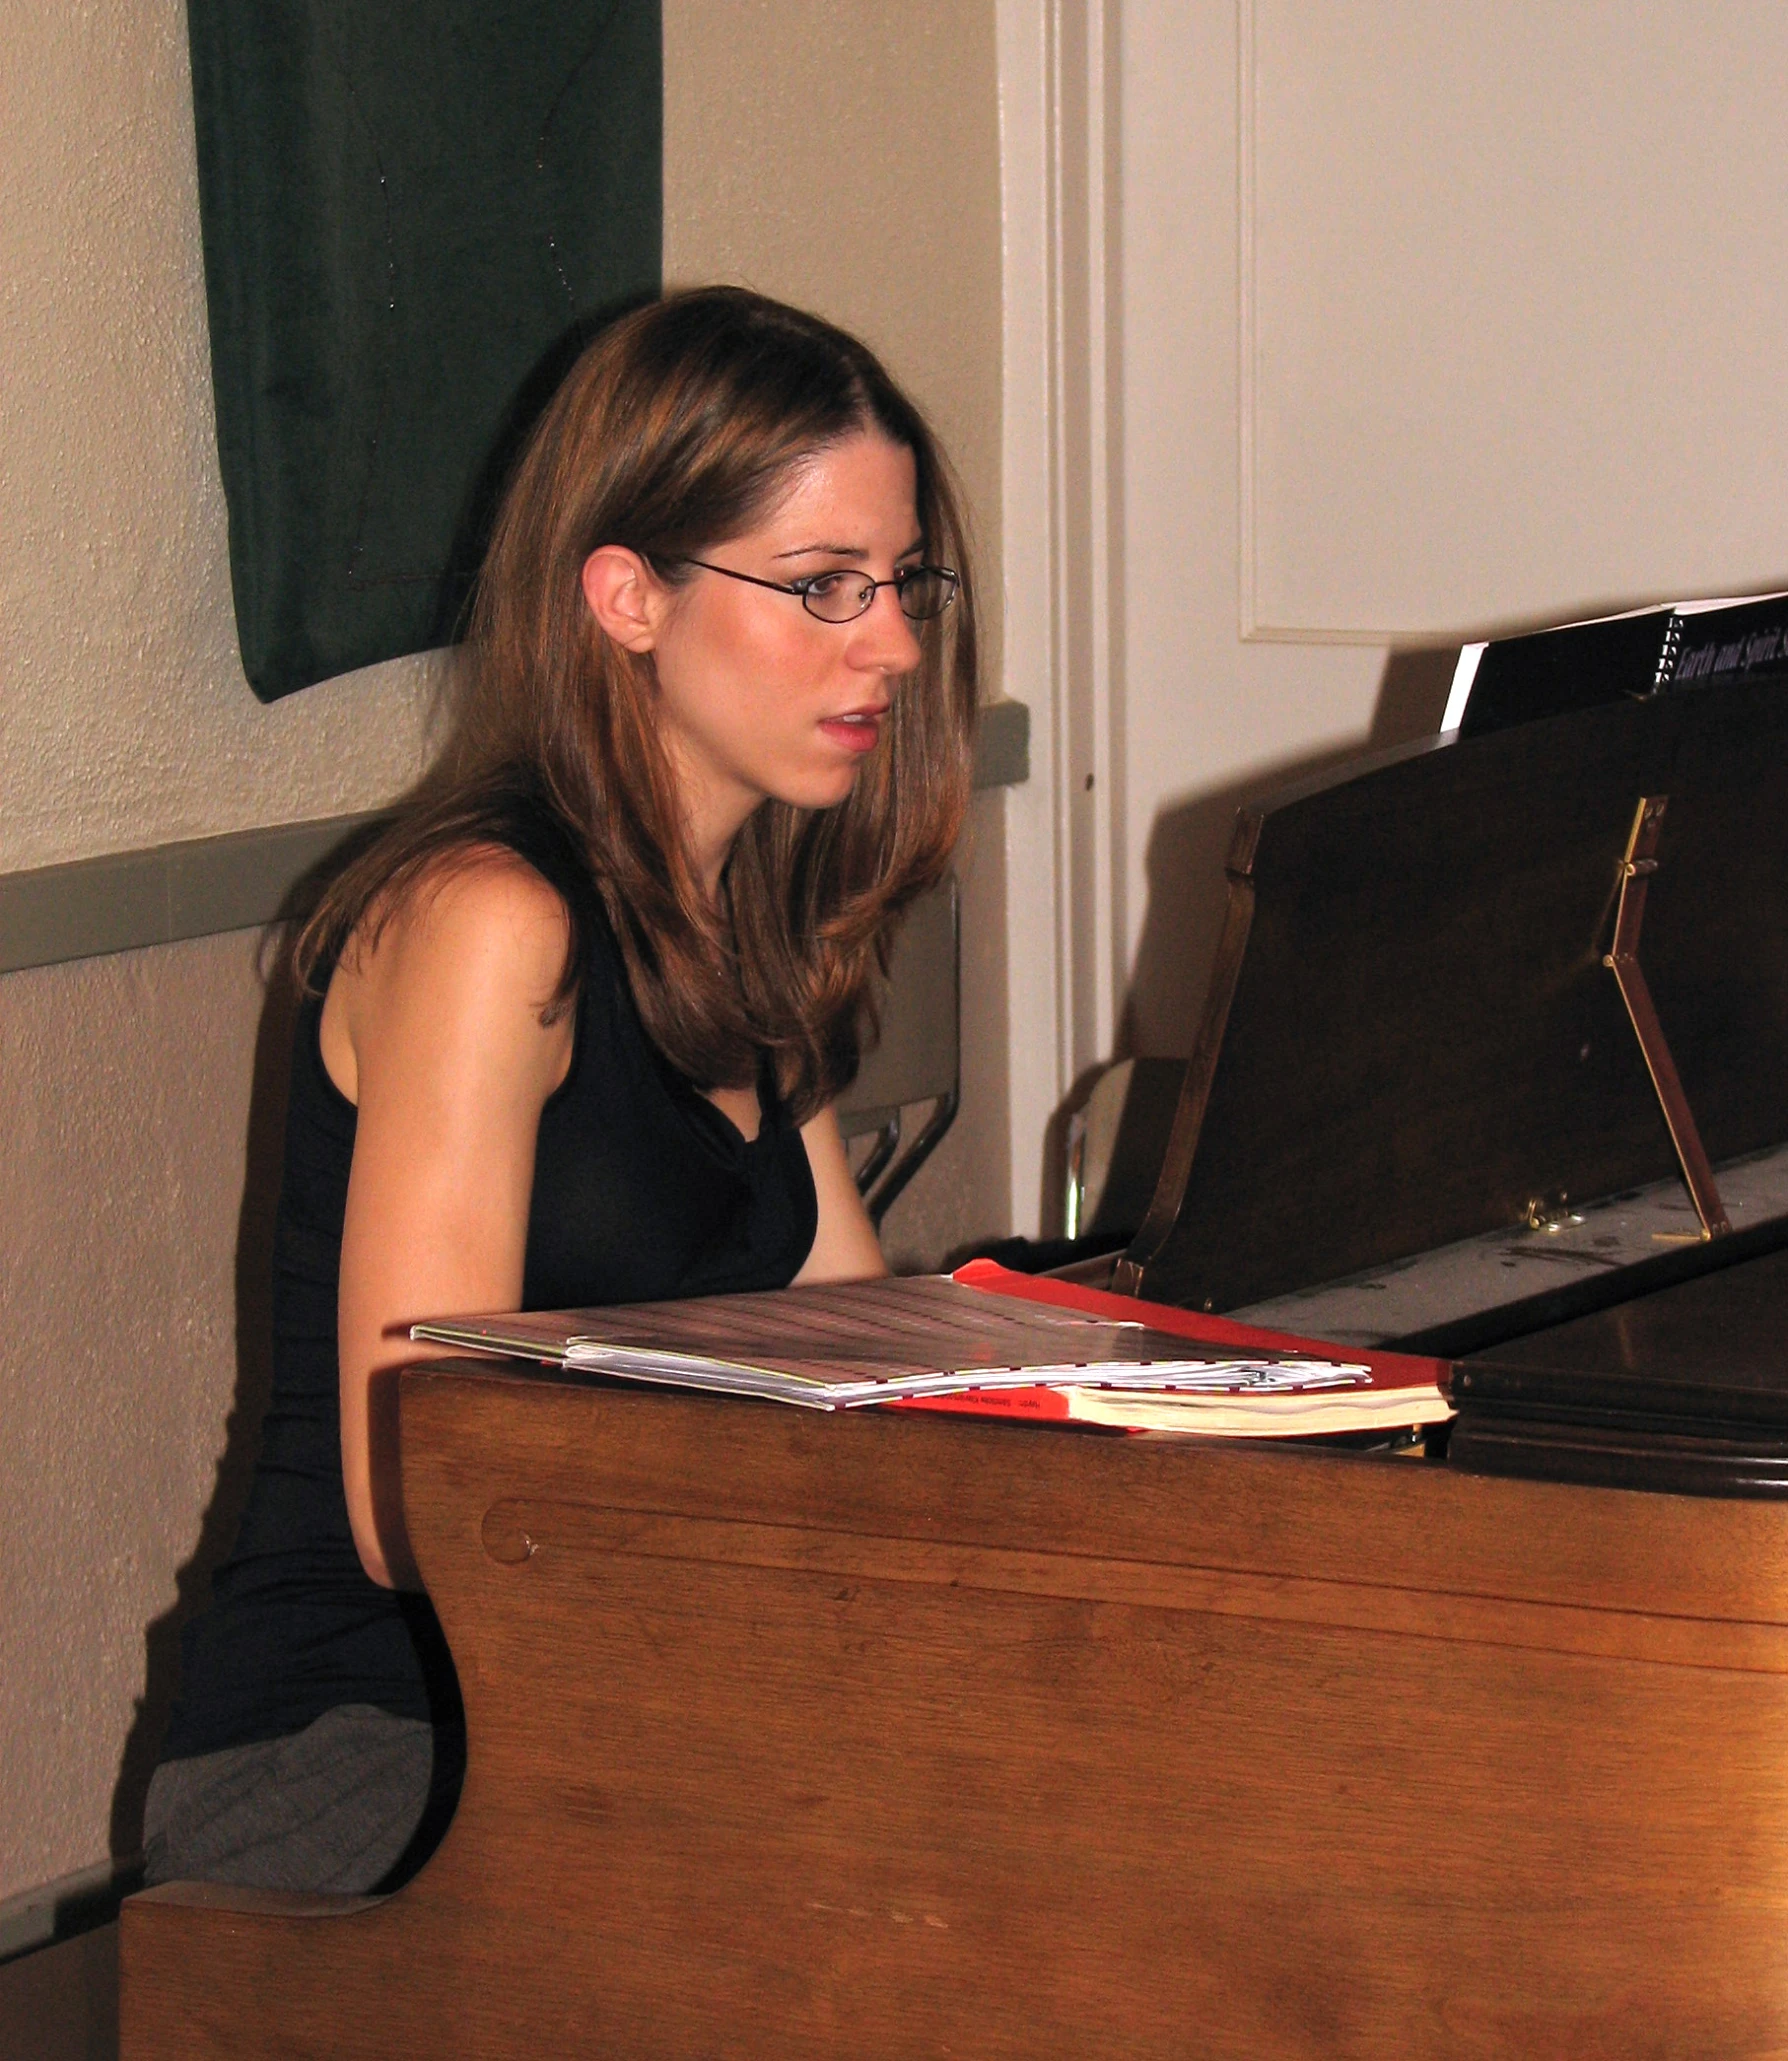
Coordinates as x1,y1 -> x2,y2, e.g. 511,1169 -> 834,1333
108,828 -> 387,1863
1122,643 -> 1457,1059
1036,644 -> 1458,1235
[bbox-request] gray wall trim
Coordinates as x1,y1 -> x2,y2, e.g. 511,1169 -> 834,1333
974,694 -> 1030,791
0,1854 -> 143,1962
0,813 -> 390,975
0,700 -> 1030,976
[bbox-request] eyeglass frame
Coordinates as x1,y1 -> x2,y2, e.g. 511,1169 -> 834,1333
665,555 -> 959,624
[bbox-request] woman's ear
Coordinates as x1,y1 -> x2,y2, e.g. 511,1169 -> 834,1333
581,546 -> 663,653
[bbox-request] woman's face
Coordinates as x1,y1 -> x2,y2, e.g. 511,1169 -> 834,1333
594,430 -> 925,875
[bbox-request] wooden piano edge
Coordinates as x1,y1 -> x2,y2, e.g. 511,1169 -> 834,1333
118,1357 -> 1788,2061
127,1881 -> 379,1920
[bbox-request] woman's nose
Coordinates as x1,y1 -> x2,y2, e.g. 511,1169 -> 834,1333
853,585 -> 924,673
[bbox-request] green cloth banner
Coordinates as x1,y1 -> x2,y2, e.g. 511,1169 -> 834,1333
187,1 -> 661,701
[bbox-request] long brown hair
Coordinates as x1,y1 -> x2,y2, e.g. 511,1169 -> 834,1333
295,287 -> 978,1119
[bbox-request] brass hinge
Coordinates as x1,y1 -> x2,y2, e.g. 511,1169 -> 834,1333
1603,795 -> 1729,1240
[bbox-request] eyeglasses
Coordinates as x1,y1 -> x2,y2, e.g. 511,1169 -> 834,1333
671,557 -> 959,624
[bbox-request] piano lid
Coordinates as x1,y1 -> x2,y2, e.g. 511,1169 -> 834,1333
1116,677 -> 1788,1317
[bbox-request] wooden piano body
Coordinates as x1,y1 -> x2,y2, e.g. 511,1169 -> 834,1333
125,1358 -> 1788,2059
123,681 -> 1788,2054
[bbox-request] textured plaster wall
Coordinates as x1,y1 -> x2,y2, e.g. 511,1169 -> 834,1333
1,0 -> 1006,1902
0,0 -> 440,876
0,932 -> 267,1897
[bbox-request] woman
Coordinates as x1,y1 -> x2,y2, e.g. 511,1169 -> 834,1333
145,287 -> 977,1894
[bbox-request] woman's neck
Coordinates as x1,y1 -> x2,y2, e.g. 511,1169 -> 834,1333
688,802 -> 760,907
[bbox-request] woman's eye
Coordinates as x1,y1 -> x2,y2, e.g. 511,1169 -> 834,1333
800,572 -> 850,597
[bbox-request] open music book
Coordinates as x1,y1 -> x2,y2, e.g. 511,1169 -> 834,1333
412,1267 -> 1452,1430
927,1261 -> 1452,1435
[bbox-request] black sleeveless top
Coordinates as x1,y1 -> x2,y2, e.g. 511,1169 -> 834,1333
163,804 -> 818,1760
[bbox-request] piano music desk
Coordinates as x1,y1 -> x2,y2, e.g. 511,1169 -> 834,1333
122,1361 -> 1788,2058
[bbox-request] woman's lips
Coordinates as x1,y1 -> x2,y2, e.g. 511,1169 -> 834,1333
819,712 -> 884,753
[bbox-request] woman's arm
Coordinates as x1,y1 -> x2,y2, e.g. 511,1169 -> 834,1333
324,855 -> 575,1590
794,1104 -> 889,1284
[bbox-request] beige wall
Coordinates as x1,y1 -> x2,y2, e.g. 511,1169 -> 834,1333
0,0 -> 1005,1904
0,932 -> 269,1901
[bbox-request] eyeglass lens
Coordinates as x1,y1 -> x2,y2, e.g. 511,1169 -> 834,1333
802,567 -> 957,623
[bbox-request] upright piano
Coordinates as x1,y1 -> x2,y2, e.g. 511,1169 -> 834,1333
1117,670 -> 1788,1494
122,683 -> 1788,2057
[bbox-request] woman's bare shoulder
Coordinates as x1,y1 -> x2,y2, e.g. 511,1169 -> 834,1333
351,844 -> 573,995
323,846 -> 578,1105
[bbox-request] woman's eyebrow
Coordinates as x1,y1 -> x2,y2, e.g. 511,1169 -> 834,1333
771,536 -> 927,561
